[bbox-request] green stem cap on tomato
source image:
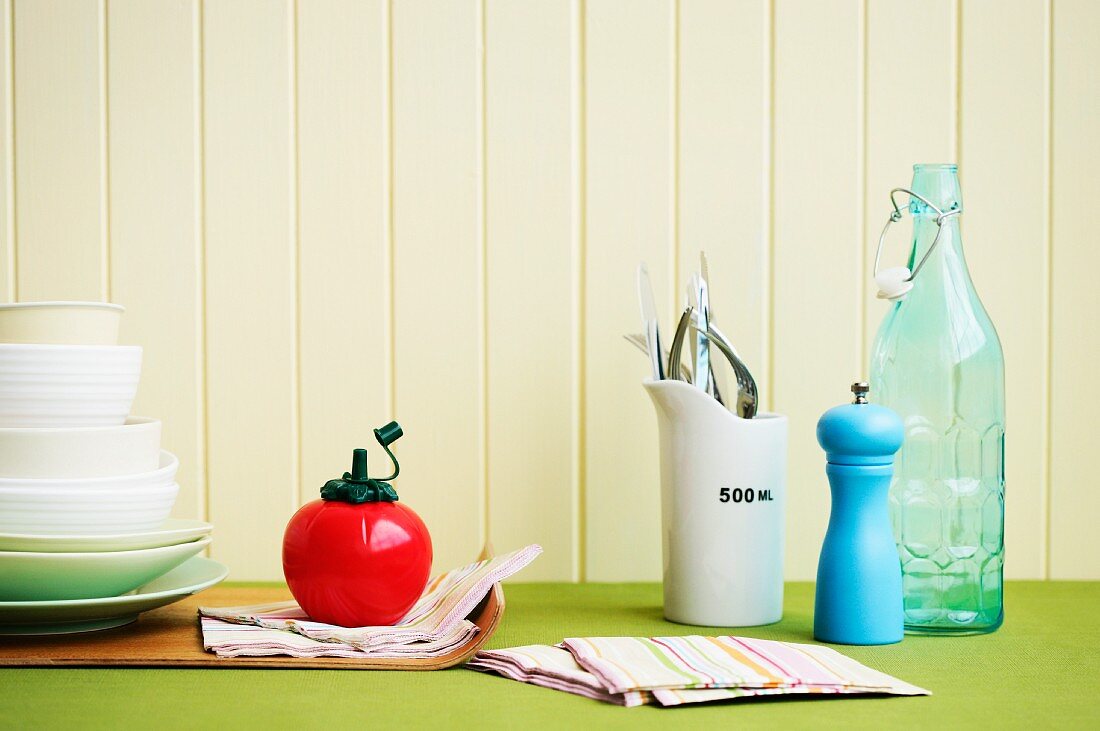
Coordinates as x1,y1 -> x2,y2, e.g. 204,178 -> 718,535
320,421 -> 404,504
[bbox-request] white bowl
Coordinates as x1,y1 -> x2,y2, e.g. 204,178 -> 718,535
0,416 -> 161,478
0,536 -> 211,601
0,449 -> 177,491
0,343 -> 142,427
0,481 -> 180,535
0,451 -> 180,535
0,301 -> 124,346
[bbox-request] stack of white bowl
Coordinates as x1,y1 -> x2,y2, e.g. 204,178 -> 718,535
0,302 -> 225,635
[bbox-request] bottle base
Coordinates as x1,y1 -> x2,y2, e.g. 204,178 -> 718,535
904,612 -> 1003,636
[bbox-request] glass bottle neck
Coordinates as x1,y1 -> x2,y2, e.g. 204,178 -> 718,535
910,216 -> 963,270
907,164 -> 964,273
909,164 -> 962,215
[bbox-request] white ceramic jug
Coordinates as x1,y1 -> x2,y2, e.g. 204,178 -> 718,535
645,379 -> 787,626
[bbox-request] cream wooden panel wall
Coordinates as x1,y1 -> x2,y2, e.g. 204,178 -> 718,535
0,0 -> 11,302
486,1 -> 578,580
0,0 -> 1095,581
1050,0 -> 1100,579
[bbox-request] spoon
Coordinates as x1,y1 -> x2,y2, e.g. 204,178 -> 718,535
667,306 -> 694,385
696,324 -> 758,419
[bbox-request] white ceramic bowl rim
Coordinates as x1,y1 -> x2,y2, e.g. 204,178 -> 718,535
0,416 -> 159,435
0,450 -> 177,487
0,482 -> 179,498
0,518 -> 212,542
0,342 -> 141,354
0,302 -> 125,312
5,536 -> 210,560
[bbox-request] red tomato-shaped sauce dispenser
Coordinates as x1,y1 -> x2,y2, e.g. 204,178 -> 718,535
283,422 -> 432,627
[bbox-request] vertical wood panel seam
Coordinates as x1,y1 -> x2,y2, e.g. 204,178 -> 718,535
857,0 -> 867,375
952,0 -> 961,163
669,0 -> 679,325
573,0 -> 586,582
1042,0 -> 1054,578
3,0 -> 14,301
195,0 -> 209,523
478,0 -> 489,550
99,0 -> 110,301
385,0 -> 396,420
290,0 -> 302,510
382,0 -> 394,419
764,0 -> 775,410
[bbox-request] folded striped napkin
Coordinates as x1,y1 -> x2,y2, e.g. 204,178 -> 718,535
200,544 -> 541,659
563,635 -> 929,695
468,645 -> 651,707
468,635 -> 928,707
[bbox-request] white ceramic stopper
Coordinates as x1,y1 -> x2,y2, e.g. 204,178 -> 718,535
875,266 -> 914,301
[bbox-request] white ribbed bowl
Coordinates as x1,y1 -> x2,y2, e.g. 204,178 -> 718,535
0,481 -> 179,535
0,451 -> 179,535
0,344 -> 142,428
0,417 -> 162,478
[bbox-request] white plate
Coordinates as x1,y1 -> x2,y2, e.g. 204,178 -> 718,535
0,343 -> 142,427
0,417 -> 161,478
0,556 -> 227,635
0,536 -> 212,601
0,519 -> 212,553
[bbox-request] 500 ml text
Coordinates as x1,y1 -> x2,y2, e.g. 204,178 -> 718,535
719,488 -> 773,503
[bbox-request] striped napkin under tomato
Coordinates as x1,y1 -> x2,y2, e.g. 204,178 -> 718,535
199,544 -> 541,658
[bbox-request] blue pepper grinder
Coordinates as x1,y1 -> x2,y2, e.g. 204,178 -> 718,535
814,382 -> 905,645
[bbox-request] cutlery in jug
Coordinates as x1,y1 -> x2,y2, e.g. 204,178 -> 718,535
623,333 -> 692,381
636,264 -> 665,380
697,324 -> 758,419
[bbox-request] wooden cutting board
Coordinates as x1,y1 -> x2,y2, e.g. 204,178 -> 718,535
0,582 -> 505,670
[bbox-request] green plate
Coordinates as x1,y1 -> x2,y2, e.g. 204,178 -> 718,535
0,556 -> 227,635
0,537 -> 212,601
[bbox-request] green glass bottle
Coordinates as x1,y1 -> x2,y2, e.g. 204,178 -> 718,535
870,164 -> 1005,635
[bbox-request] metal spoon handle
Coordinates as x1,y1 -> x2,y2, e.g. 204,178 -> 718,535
667,306 -> 694,382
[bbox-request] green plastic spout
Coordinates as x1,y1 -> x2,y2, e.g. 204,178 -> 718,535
350,448 -> 369,481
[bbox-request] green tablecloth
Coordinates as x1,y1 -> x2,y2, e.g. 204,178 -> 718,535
1,581 -> 1096,729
